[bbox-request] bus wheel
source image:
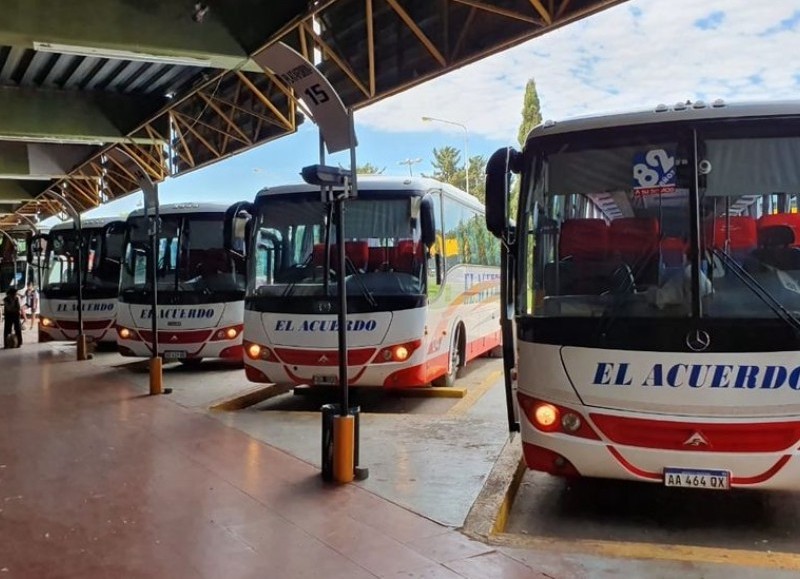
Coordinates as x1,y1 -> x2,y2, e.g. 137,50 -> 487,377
432,325 -> 463,388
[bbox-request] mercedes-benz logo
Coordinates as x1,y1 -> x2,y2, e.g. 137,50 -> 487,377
686,329 -> 711,352
315,301 -> 332,313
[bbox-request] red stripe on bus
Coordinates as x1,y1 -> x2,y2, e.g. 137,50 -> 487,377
607,445 -> 792,485
606,446 -> 662,480
590,413 -> 800,453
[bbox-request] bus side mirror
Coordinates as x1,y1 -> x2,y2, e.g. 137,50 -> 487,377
485,147 -> 522,239
420,197 -> 436,248
224,201 -> 254,256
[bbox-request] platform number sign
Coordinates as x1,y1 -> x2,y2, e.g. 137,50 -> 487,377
633,149 -> 676,196
253,42 -> 352,154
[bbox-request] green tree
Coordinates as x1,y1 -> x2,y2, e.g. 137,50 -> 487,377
355,162 -> 385,175
429,146 -> 462,184
426,147 -> 487,201
512,78 -> 542,209
517,78 -> 542,148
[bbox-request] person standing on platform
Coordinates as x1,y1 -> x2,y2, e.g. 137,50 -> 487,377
3,287 -> 23,348
23,282 -> 39,329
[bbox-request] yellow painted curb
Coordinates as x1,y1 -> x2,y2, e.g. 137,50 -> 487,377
209,384 -> 291,411
391,387 -> 467,399
490,533 -> 800,571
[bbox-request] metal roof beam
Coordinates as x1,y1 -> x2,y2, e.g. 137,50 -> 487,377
0,87 -> 167,144
0,142 -> 98,179
0,180 -> 42,202
0,0 -> 261,72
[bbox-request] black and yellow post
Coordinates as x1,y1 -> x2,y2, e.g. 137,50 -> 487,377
144,175 -> 163,396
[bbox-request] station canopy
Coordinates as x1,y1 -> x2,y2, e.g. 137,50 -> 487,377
0,0 -> 625,228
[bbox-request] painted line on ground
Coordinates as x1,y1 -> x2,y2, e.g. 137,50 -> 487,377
448,369 -> 502,417
209,384 -> 292,411
490,533 -> 800,571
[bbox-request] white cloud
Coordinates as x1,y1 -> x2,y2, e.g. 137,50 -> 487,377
357,0 -> 800,141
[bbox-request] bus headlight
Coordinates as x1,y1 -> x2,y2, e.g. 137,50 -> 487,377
247,343 -> 262,359
533,403 -> 559,431
40,317 -> 54,327
225,327 -> 238,340
392,345 -> 409,361
245,342 -> 273,361
119,327 -> 131,339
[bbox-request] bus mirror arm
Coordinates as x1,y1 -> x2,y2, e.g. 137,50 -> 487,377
435,253 -> 443,286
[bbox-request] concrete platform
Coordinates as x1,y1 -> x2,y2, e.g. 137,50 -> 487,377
4,336 -> 798,577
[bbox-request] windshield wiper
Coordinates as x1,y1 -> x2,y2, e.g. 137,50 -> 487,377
281,253 -> 315,298
343,257 -> 377,308
710,247 -> 800,334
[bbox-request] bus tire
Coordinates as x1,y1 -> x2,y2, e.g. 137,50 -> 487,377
432,325 -> 464,388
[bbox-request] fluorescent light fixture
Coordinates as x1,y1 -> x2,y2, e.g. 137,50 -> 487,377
33,42 -> 213,67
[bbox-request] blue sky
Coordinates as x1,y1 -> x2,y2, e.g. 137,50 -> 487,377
57,0 -> 800,223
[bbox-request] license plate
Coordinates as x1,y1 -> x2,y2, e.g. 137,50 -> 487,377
312,374 -> 338,386
163,350 -> 187,360
664,468 -> 730,490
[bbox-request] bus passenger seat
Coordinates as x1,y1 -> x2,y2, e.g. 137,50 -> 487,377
368,247 -> 392,271
345,241 -> 369,272
660,237 -> 687,268
754,225 -> 800,271
705,216 -> 757,260
311,243 -> 326,267
550,219 -> 610,295
395,240 -> 420,273
559,219 -> 609,261
758,213 -> 800,248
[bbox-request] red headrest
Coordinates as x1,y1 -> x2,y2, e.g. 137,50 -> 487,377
344,241 -> 369,271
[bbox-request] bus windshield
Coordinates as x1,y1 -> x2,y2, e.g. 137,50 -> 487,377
522,120 -> 800,322
121,213 -> 245,296
249,197 -> 424,298
44,227 -> 123,295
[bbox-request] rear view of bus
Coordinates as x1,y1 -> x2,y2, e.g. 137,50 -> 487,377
116,203 -> 246,363
38,217 -> 125,344
487,101 -> 800,490
241,176 -> 501,388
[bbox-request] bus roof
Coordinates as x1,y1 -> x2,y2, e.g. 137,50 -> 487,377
50,215 -> 125,232
128,202 -> 231,218
256,175 -> 483,211
525,99 -> 800,143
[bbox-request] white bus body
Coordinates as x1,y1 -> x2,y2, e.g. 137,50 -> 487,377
241,176 -> 501,388
116,203 -> 246,362
486,100 -> 800,490
38,217 -> 125,344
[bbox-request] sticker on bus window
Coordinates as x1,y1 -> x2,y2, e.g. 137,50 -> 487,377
633,149 -> 676,196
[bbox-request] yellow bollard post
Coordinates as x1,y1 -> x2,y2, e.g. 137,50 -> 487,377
76,335 -> 88,361
149,356 -> 163,396
332,414 -> 355,483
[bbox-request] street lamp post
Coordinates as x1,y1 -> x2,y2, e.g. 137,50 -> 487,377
421,116 -> 469,195
398,157 -> 421,176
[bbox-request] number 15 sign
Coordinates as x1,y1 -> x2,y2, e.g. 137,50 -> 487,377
253,42 -> 355,155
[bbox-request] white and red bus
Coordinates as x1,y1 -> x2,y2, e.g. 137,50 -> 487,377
116,203 -> 246,364
236,176 -> 502,388
485,100 -> 800,490
38,217 -> 125,344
